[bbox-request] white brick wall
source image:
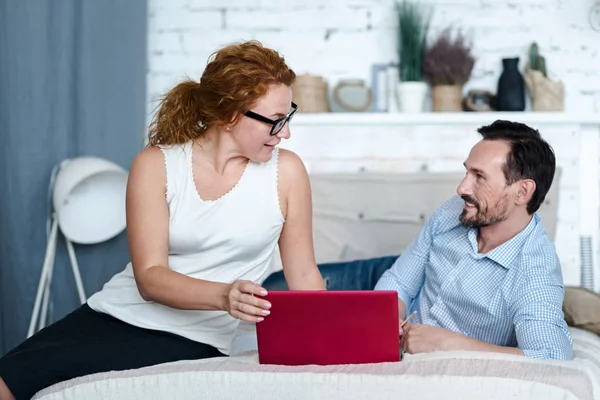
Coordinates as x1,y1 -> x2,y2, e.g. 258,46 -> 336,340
283,120 -> 587,286
147,0 -> 600,287
147,0 -> 600,113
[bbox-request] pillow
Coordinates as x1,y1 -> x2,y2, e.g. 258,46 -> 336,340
562,286 -> 600,334
262,255 -> 399,291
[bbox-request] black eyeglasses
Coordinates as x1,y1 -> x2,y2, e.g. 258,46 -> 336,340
244,102 -> 298,136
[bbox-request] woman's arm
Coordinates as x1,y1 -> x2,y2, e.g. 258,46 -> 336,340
126,147 -> 269,321
277,149 -> 326,290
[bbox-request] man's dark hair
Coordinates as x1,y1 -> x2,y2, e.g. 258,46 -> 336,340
477,120 -> 556,214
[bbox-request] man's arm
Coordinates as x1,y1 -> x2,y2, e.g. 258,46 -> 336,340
453,337 -> 524,355
435,273 -> 572,360
404,265 -> 572,359
374,207 -> 442,319
510,265 -> 573,360
403,323 -> 524,355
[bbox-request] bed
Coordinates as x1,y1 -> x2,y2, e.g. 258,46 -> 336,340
33,171 -> 600,399
32,323 -> 600,400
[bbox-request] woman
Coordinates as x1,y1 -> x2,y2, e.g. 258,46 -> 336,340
0,40 -> 325,400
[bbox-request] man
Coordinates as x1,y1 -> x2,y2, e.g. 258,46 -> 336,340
375,120 -> 572,360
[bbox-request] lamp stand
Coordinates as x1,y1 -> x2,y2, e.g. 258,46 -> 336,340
28,214 -> 87,338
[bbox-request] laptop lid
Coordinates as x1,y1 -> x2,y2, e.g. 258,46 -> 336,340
256,290 -> 400,366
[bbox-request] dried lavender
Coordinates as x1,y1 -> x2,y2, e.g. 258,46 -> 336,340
423,28 -> 475,86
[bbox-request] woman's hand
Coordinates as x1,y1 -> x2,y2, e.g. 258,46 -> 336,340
224,280 -> 272,322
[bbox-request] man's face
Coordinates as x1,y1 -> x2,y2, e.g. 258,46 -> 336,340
456,139 -> 517,228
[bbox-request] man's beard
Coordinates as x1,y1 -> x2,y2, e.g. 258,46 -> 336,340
459,194 -> 509,228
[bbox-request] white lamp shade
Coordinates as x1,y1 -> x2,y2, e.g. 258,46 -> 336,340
52,156 -> 128,244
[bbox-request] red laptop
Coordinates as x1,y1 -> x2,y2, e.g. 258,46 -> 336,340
255,290 -> 400,366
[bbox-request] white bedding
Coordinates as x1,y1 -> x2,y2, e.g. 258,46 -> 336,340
33,327 -> 600,400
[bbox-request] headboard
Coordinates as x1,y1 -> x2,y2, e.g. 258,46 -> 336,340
309,170 -> 561,264
264,169 -> 561,277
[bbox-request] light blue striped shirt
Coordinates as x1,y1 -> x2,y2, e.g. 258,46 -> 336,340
375,195 -> 573,360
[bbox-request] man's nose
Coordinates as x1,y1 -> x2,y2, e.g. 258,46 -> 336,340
456,177 -> 471,197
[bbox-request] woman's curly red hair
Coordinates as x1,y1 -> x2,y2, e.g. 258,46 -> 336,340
147,41 -> 296,146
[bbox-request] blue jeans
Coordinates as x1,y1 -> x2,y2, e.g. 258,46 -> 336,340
262,255 -> 399,291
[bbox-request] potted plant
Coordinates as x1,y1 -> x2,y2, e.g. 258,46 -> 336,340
395,0 -> 432,113
524,42 -> 564,111
423,28 -> 475,112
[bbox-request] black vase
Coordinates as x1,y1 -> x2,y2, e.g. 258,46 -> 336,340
496,57 -> 525,111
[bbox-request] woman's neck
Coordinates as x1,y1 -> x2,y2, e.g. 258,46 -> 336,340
194,128 -> 245,174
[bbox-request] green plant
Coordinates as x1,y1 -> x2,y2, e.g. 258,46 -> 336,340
528,42 -> 547,77
396,0 -> 432,82
423,28 -> 475,86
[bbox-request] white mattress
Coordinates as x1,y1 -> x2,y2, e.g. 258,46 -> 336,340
33,326 -> 600,400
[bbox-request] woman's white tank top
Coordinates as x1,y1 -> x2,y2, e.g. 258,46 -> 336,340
87,141 -> 284,354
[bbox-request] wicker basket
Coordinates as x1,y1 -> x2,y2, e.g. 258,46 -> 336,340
292,74 -> 330,113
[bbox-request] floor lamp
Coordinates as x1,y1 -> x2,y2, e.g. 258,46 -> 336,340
28,156 -> 128,338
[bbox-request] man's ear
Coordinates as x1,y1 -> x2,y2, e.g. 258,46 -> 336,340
516,179 -> 536,207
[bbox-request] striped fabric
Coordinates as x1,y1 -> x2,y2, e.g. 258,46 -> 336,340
375,195 -> 573,360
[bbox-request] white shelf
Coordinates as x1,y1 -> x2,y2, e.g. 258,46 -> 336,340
292,112 -> 600,126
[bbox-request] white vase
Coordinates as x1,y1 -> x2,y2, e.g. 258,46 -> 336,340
396,81 -> 428,113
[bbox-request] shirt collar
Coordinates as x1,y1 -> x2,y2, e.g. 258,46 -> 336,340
467,214 -> 539,269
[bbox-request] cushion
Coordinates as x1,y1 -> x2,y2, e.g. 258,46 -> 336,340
262,255 -> 398,291
563,286 -> 600,335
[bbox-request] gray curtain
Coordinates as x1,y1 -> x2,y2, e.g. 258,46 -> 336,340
0,1 -> 147,356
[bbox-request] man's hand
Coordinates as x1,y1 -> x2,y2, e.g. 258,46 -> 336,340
402,323 -> 462,354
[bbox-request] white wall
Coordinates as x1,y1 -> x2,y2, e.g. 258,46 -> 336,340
147,0 -> 600,114
146,0 -> 600,287
287,116 -> 600,288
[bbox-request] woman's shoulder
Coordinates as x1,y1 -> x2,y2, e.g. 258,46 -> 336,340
129,146 -> 168,184
133,143 -> 189,170
133,145 -> 163,166
277,148 -> 308,178
275,148 -> 310,200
